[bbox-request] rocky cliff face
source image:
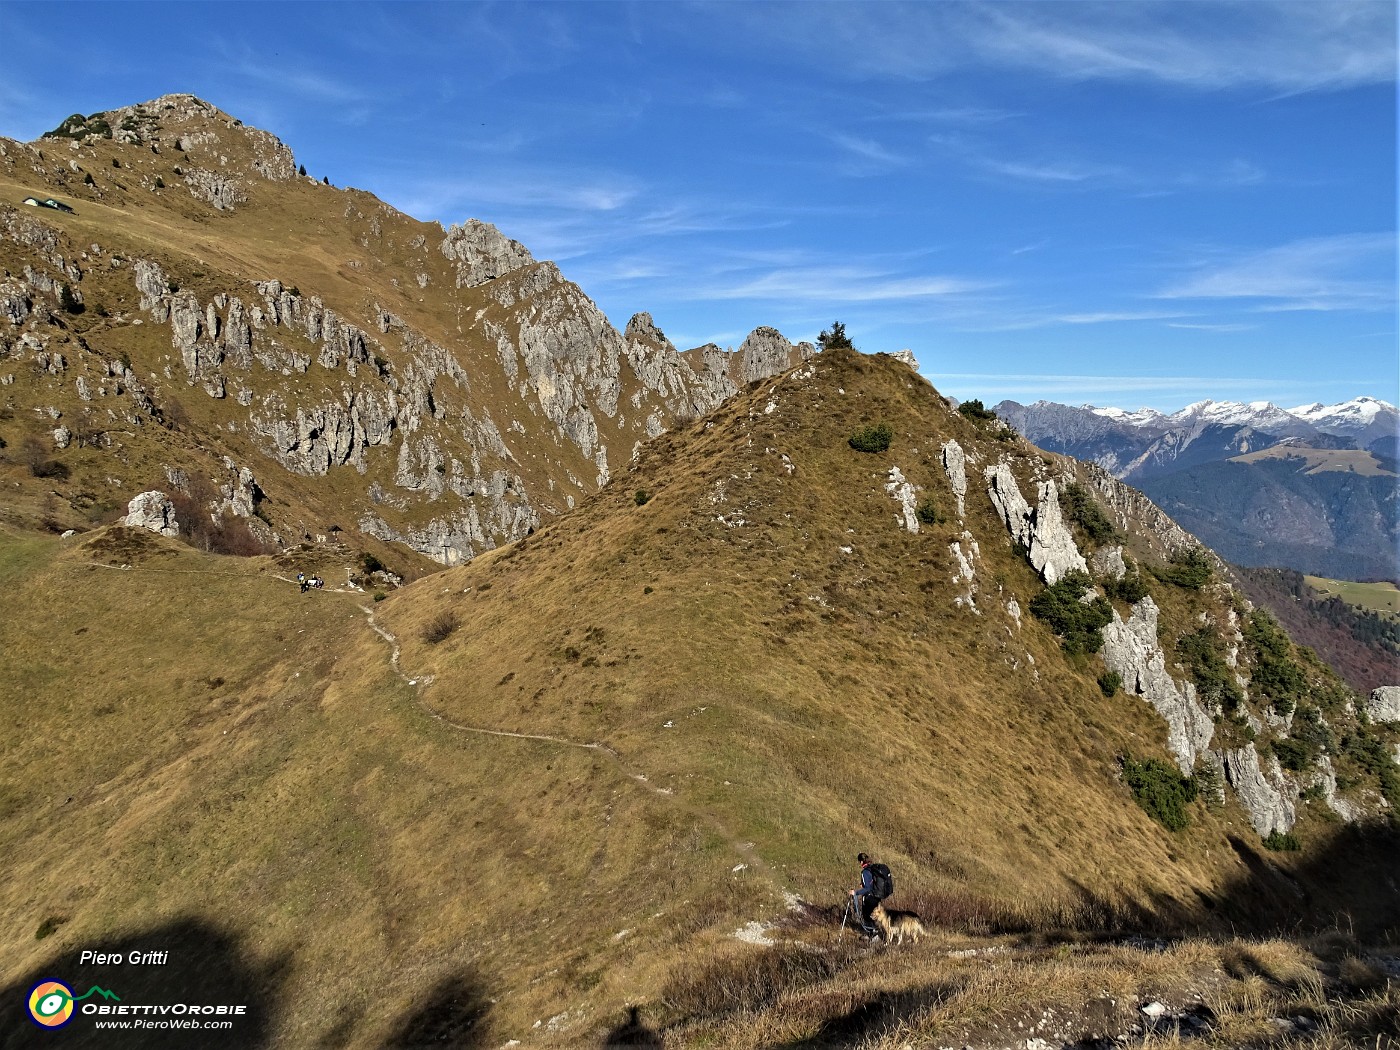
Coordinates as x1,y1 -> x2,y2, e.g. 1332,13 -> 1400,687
0,97 -> 812,567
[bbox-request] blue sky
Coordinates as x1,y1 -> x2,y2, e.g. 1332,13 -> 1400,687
2,1 -> 1395,411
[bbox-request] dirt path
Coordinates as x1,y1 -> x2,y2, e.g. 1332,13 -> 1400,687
357,602 -> 779,884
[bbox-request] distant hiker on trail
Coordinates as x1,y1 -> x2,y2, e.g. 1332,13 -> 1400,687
848,852 -> 893,939
298,572 -> 309,594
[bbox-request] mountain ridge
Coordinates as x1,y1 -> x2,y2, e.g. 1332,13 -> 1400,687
1,94 -> 1398,1048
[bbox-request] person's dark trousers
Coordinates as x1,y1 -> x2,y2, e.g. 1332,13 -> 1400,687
859,895 -> 880,936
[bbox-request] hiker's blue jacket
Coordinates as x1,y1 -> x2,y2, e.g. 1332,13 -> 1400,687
853,863 -> 874,899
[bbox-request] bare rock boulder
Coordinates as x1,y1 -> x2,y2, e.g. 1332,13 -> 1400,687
123,491 -> 179,538
1368,686 -> 1400,724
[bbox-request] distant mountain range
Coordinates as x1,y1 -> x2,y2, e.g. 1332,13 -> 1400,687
995,397 -> 1399,581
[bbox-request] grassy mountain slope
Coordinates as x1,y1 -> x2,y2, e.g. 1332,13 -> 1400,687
6,348 -> 1394,1048
0,95 -> 807,575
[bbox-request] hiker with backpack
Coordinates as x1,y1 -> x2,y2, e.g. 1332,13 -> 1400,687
848,852 -> 893,939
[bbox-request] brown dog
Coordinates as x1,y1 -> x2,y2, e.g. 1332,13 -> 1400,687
872,903 -> 927,945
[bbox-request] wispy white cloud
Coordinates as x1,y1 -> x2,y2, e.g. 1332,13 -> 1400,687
1057,310 -> 1185,324
1166,322 -> 1259,332
1157,232 -> 1396,310
693,266 -> 994,303
931,133 -> 1267,192
1010,240 -> 1050,256
829,132 -> 907,168
868,105 -> 1021,124
740,2 -> 1395,94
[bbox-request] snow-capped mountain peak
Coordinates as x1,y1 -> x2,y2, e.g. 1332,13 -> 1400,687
1289,396 -> 1394,425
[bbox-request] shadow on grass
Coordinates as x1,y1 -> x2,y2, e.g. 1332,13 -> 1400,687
379,968 -> 490,1048
0,916 -> 290,1049
776,980 -> 965,1050
602,1004 -> 665,1047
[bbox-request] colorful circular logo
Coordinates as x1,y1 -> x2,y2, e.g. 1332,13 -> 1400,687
28,980 -> 75,1028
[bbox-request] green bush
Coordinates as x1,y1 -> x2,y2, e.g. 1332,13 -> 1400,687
848,423 -> 892,453
58,282 -> 83,315
1122,754 -> 1198,831
1028,571 -> 1112,655
1176,628 -> 1245,713
634,489 -> 651,506
817,321 -> 854,351
361,552 -> 385,575
35,916 -> 65,940
1098,670 -> 1122,697
372,592 -> 387,602
957,398 -> 997,422
915,497 -> 941,525
1060,482 -> 1118,544
1106,568 -> 1150,604
1263,830 -> 1301,852
1244,610 -> 1307,715
1155,547 -> 1213,589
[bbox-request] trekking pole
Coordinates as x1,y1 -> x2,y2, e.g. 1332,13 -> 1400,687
839,894 -> 852,936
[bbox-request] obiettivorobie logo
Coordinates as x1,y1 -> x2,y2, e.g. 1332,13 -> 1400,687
27,980 -> 120,1028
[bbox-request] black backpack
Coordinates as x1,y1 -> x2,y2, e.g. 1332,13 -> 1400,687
868,862 -> 893,900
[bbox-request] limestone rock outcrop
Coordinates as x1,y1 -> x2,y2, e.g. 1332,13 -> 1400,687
440,219 -> 535,288
885,466 -> 918,533
123,491 -> 179,537
1368,686 -> 1400,723
1218,746 -> 1295,836
984,465 -> 1087,584
941,440 -> 967,519
1100,595 -> 1215,770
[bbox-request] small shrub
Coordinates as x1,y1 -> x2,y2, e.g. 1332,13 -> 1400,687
298,164 -> 307,177
915,497 -> 941,525
817,321 -> 853,351
1177,628 -> 1245,713
634,489 -> 650,506
1244,609 -> 1307,715
1155,547 -> 1213,589
1122,753 -> 1198,831
83,172 -> 95,186
1060,482 -> 1118,544
1098,670 -> 1122,697
643,586 -> 654,594
153,175 -> 164,189
111,157 -> 120,168
35,916 -> 65,941
1029,570 -> 1112,655
957,398 -> 997,422
1106,568 -> 1150,604
361,552 -> 385,575
30,458 -> 70,480
1263,830 -> 1301,852
563,645 -> 581,661
58,282 -> 83,314
372,592 -> 386,602
848,423 -> 892,453
422,611 -> 459,644
166,280 -> 179,293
